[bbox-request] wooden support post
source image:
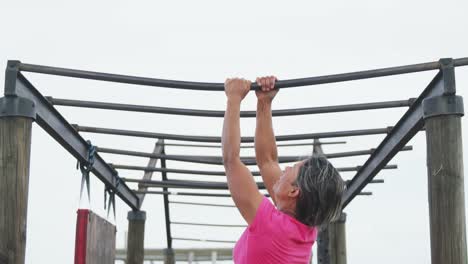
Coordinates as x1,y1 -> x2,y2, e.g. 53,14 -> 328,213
163,248 -> 175,264
329,213 -> 347,264
314,139 -> 347,264
188,251 -> 195,263
211,251 -> 217,264
317,225 -> 330,264
126,211 -> 146,264
0,116 -> 33,264
424,96 -> 467,264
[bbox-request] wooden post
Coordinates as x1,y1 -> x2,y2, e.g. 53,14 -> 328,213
317,226 -> 330,264
126,211 -> 146,264
329,213 -> 347,264
424,100 -> 467,264
163,248 -> 175,264
314,139 -> 347,264
211,251 -> 217,264
0,116 -> 33,264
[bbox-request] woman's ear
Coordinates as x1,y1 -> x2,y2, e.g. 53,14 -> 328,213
288,186 -> 300,198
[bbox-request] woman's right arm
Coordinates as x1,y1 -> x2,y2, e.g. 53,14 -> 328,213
255,76 -> 282,205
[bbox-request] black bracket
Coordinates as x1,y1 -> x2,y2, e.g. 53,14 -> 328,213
4,60 -> 21,96
423,95 -> 464,119
335,212 -> 347,224
0,96 -> 36,119
439,58 -> 456,95
163,248 -> 175,257
127,210 -> 147,221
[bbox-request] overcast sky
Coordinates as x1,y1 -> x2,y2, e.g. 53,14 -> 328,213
1,1 -> 467,263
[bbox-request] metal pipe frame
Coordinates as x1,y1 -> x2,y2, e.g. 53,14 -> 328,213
172,238 -> 236,244
97,146 -> 412,165
18,58 -> 468,91
112,164 -> 398,176
160,142 -> 173,250
124,178 -> 384,190
5,66 -> 139,209
135,190 -> 372,197
127,178 -> 266,190
133,190 -> 256,197
136,140 -> 164,207
46,96 -> 414,117
343,65 -> 454,208
162,141 -> 347,148
170,221 -> 246,228
169,201 -> 236,208
115,247 -> 233,262
74,124 -> 394,143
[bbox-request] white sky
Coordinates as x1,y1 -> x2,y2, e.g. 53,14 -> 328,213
1,1 -> 467,263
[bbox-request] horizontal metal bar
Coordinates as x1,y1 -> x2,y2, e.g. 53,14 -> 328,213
136,189 -> 371,197
162,141 -> 347,148
339,165 -> 397,172
346,179 -> 384,184
171,221 -> 246,228
113,164 -> 254,176
343,72 -> 446,208
47,96 -> 413,117
98,146 -> 411,165
13,73 -> 140,209
172,237 -> 236,244
133,190 -> 248,197
126,178 -> 382,193
169,201 -> 236,208
115,248 -> 233,262
112,164 -> 398,176
125,178 -> 266,190
18,58 -> 468,90
74,124 -> 394,143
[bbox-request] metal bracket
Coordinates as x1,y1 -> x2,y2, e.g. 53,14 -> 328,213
335,212 -> 347,224
423,95 -> 464,119
0,96 -> 36,119
439,58 -> 456,95
127,210 -> 146,221
4,60 -> 21,96
163,248 -> 175,257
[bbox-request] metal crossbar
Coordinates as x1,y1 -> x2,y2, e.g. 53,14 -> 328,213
97,146 -> 412,165
74,124 -> 394,143
112,164 -> 398,176
47,96 -> 414,117
18,57 -> 468,90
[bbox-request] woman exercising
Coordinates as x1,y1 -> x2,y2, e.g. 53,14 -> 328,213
222,76 -> 346,263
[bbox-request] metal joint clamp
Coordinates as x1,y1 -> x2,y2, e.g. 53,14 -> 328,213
0,96 -> 36,119
423,95 -> 464,119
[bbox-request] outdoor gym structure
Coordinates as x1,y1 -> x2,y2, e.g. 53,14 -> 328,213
0,57 -> 467,264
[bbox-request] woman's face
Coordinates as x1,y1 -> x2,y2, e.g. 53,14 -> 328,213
273,160 -> 306,205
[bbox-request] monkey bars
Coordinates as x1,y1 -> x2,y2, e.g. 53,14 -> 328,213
2,57 -> 467,264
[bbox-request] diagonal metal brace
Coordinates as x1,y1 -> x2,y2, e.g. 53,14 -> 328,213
10,71 -> 139,210
343,69 -> 452,208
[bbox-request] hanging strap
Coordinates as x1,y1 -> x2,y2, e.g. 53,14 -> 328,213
77,140 -> 96,202
104,176 -> 121,220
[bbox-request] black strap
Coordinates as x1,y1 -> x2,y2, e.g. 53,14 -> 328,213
77,140 -> 96,202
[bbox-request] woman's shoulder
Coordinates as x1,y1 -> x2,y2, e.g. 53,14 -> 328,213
272,208 -> 318,242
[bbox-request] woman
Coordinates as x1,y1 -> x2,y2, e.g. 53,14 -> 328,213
222,76 -> 346,263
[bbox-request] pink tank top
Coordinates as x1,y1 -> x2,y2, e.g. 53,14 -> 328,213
233,196 -> 318,264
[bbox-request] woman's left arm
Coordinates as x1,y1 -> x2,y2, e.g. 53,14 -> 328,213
222,78 -> 263,225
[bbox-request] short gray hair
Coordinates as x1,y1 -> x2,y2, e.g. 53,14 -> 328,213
294,155 -> 345,227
